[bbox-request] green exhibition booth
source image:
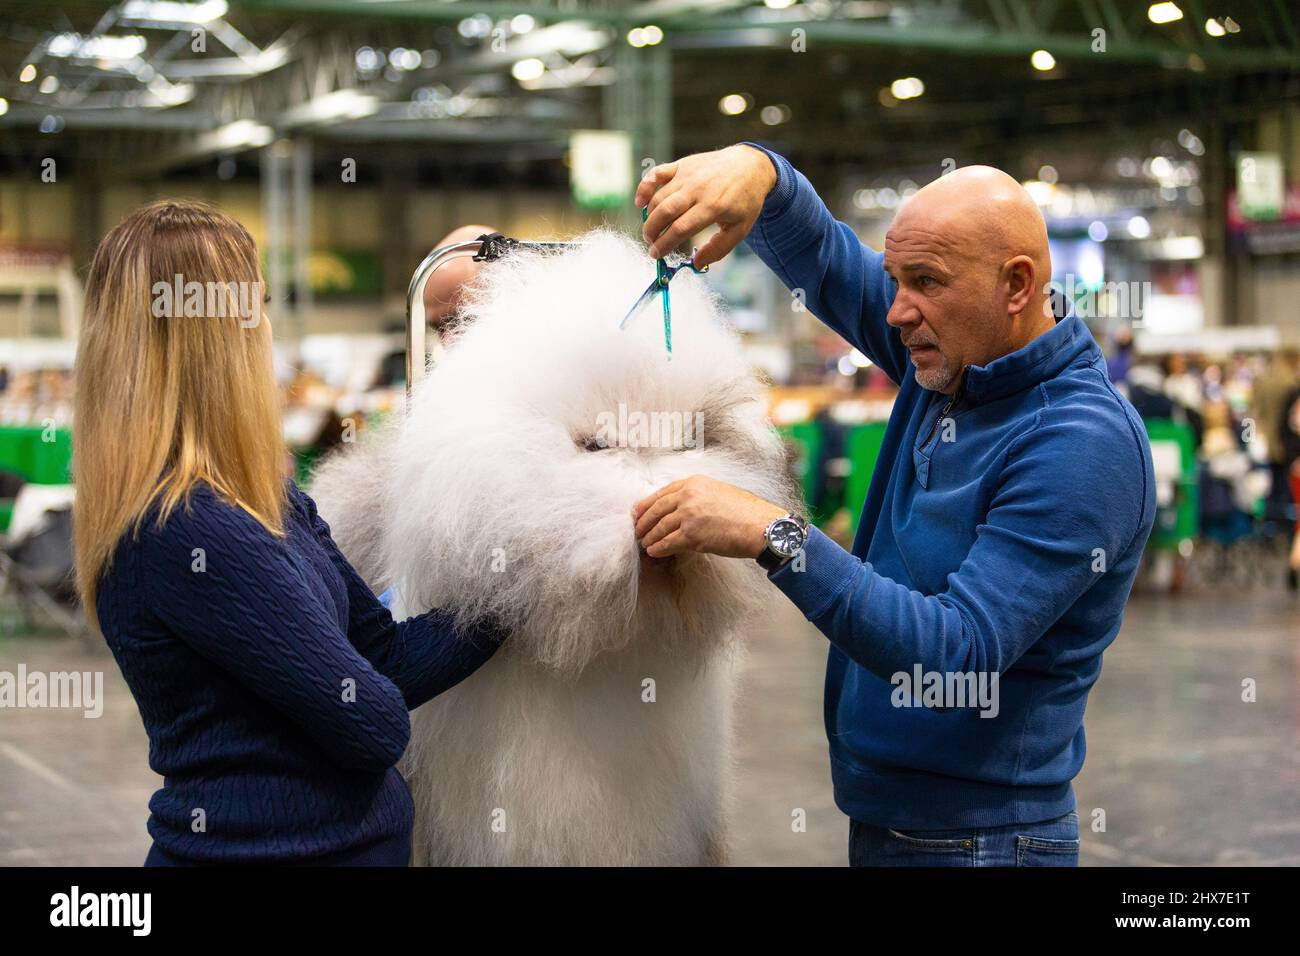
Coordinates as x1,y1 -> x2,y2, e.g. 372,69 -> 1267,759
0,419 -> 1199,551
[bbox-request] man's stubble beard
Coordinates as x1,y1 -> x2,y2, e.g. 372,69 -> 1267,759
914,352 -> 959,393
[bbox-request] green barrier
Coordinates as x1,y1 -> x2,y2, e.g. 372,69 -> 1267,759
294,448 -> 319,488
0,426 -> 73,484
1142,418 -> 1199,549
0,425 -> 73,533
792,416 -> 1189,546
776,421 -> 822,519
843,422 -> 887,535
32,429 -> 74,484
0,416 -> 1196,549
778,419 -> 887,531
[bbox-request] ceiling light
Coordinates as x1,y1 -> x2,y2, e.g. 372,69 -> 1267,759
1148,3 -> 1183,25
457,15 -> 492,39
511,58 -> 545,82
210,119 -> 273,150
1204,18 -> 1226,36
1023,180 -> 1056,205
280,89 -> 378,126
118,0 -> 228,25
889,77 -> 924,99
46,33 -> 148,60
719,93 -> 749,115
1030,49 -> 1056,71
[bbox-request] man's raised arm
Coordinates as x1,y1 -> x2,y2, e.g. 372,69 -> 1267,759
636,143 -> 906,384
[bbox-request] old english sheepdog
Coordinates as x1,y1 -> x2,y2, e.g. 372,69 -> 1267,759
311,230 -> 801,865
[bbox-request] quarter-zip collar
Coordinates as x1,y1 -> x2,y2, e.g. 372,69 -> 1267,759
958,315 -> 1093,407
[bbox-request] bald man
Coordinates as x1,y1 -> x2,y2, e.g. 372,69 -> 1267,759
423,224 -> 497,334
632,144 -> 1155,867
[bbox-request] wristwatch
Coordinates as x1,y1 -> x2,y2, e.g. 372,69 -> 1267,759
756,513 -> 809,572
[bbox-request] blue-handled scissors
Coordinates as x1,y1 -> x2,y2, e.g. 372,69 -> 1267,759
620,207 -> 709,358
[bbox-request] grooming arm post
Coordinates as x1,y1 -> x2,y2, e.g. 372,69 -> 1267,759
405,241 -> 483,398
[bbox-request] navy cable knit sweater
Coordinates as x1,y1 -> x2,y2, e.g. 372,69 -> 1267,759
96,480 -> 504,864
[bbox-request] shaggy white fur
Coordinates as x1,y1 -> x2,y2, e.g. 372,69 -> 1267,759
311,230 -> 801,865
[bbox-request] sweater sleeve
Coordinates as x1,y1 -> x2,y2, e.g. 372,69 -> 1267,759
290,485 -> 507,709
134,490 -> 411,773
767,409 -> 1152,679
740,142 -> 908,385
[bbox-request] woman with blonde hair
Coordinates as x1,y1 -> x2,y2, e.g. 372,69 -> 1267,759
74,200 -> 505,865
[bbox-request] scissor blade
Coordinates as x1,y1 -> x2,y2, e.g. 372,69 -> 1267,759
620,279 -> 662,330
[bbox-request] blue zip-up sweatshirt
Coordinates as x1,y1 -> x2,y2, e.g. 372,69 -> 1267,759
744,145 -> 1156,829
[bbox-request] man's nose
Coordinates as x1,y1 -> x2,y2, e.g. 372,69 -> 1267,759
886,293 -> 916,329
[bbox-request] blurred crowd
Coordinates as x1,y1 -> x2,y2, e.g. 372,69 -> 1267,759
3,310 -> 1300,597
1105,328 -> 1300,591
0,366 -> 73,427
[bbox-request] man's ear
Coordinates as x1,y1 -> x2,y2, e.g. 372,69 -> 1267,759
1002,255 -> 1036,317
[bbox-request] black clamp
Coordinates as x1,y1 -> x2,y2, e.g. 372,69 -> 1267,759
473,233 -> 521,262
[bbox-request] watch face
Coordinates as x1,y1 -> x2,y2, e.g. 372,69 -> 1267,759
768,517 -> 805,557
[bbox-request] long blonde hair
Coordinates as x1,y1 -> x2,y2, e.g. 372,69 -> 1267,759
73,200 -> 287,628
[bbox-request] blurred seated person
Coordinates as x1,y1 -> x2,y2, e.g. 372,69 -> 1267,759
1199,404 -> 1256,549
1281,382 -> 1300,588
282,369 -> 346,479
1254,350 -> 1299,523
1106,325 -> 1133,385
1125,362 -> 1175,420
1128,358 -> 1204,445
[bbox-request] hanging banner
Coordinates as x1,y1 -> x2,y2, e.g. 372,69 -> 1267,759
1236,152 -> 1284,222
570,130 -> 633,210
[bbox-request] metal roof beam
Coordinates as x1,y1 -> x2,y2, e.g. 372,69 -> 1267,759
665,16 -> 1300,68
236,0 -> 1300,67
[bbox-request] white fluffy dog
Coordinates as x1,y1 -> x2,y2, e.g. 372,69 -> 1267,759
311,231 -> 800,865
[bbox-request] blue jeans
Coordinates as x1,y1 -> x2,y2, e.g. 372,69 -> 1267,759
849,810 -> 1079,867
